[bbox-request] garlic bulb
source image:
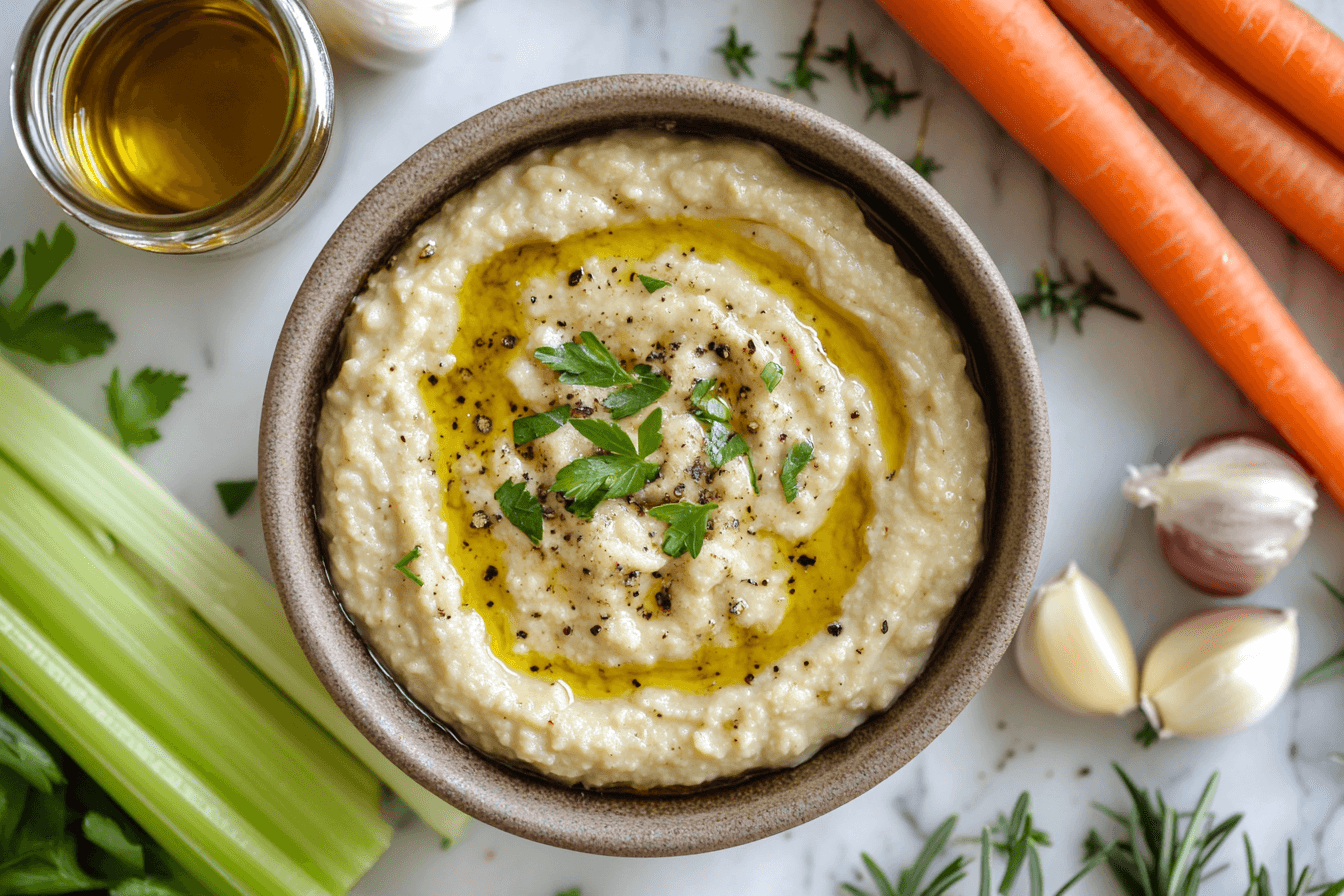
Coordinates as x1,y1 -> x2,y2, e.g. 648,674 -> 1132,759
1140,606 -> 1298,739
1122,433 -> 1316,596
304,0 -> 457,70
1014,563 -> 1140,716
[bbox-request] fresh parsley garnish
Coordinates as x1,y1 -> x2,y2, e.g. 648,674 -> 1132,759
819,33 -> 920,120
689,378 -> 732,424
636,274 -> 669,293
0,223 -> 116,364
688,379 -> 758,493
215,479 -> 257,517
104,367 -> 188,451
1016,261 -> 1140,337
495,479 -> 544,544
772,27 -> 827,99
535,331 -> 635,388
713,25 -> 756,79
394,547 -> 424,586
553,410 -> 663,519
781,440 -> 813,502
704,422 -> 750,468
604,365 -> 670,419
648,501 -> 717,559
761,362 -> 784,392
513,405 -> 572,445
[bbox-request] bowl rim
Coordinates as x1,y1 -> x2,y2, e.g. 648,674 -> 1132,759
259,73 -> 1049,857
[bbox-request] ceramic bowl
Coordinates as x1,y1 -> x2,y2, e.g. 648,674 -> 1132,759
259,73 -> 1049,857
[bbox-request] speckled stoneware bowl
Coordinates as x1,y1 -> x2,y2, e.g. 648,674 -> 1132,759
259,74 -> 1049,857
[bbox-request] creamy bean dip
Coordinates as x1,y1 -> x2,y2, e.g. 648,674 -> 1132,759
317,131 -> 989,788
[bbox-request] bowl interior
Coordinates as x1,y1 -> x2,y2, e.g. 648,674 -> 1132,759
259,74 -> 1049,857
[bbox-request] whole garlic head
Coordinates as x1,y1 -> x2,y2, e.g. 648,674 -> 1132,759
1014,563 -> 1140,717
1140,606 -> 1298,739
1122,434 -> 1316,596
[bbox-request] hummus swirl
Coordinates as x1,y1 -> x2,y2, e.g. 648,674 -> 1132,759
318,131 -> 989,788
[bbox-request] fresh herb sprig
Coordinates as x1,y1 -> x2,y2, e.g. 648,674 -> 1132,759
842,814 -> 969,896
989,793 -> 1052,895
781,440 -> 813,503
713,26 -> 757,79
648,501 -> 717,559
688,379 -> 759,494
1242,837 -> 1344,896
907,99 -> 943,183
495,480 -> 544,544
553,411 -> 663,519
761,362 -> 784,392
104,367 -> 188,451
0,224 -> 116,365
514,405 -> 572,446
772,27 -> 827,100
394,546 -> 424,586
535,332 -> 670,419
215,479 -> 257,517
1016,261 -> 1140,337
820,33 -> 920,120
1298,573 -> 1344,686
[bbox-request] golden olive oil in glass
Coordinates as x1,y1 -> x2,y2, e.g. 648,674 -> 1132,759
64,0 -> 292,214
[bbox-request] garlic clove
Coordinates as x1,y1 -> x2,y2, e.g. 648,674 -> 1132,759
1139,606 -> 1298,739
1014,562 -> 1140,717
1122,433 -> 1316,596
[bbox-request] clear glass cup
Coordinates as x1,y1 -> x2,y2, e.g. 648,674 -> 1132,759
10,0 -> 335,254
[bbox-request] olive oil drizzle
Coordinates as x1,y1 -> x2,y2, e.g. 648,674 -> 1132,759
422,217 -> 905,699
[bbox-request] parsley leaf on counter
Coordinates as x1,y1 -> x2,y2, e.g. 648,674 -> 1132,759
1016,261 -> 1140,337
819,33 -> 920,120
514,405 -> 572,445
104,367 -> 188,451
495,480 -> 544,545
714,26 -> 756,79
761,362 -> 784,392
648,501 -> 717,559
772,27 -> 827,99
215,479 -> 257,517
0,224 -> 115,365
554,410 -> 663,519
394,547 -> 424,586
781,440 -> 813,502
603,365 -> 670,419
534,331 -> 635,388
636,273 -> 669,293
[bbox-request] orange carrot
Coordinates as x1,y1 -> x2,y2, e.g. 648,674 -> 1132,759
873,0 -> 1344,510
1046,0 -> 1344,276
1151,0 -> 1344,159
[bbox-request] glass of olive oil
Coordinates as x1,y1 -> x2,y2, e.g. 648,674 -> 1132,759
12,0 -> 333,254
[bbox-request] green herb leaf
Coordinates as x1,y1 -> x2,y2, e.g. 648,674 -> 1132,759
4,223 -> 76,322
0,835 -> 104,894
604,366 -> 670,419
214,480 -> 257,517
713,25 -> 756,78
104,367 -> 188,451
0,224 -> 115,364
819,33 -> 920,120
636,274 -> 669,293
495,480 -> 544,544
513,405 -> 572,445
0,711 -> 63,793
907,152 -> 944,182
1299,574 -> 1344,686
649,501 -> 717,559
394,546 -> 424,586
637,407 -> 663,458
689,378 -> 732,425
761,362 -> 784,392
704,422 -> 750,468
772,27 -> 827,99
781,440 -> 813,502
570,418 -> 638,457
1133,719 -> 1160,748
83,811 -> 145,875
555,411 -> 663,518
1016,261 -> 1140,338
534,331 -> 635,388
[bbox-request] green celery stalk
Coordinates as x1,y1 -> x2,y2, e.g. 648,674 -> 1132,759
0,456 -> 389,891
0,354 -> 471,843
0,590 -> 331,896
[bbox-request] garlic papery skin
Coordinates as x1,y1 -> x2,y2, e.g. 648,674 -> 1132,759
1014,563 -> 1140,716
1139,606 -> 1298,739
1122,434 -> 1316,596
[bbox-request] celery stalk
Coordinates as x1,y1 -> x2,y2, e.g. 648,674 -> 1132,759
0,456 -> 390,890
0,591 -> 331,896
0,354 -> 471,843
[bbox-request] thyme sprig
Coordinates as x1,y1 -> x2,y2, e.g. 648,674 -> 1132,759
819,33 -> 921,120
1015,260 -> 1141,337
772,26 -> 827,99
907,98 -> 943,182
713,26 -> 756,79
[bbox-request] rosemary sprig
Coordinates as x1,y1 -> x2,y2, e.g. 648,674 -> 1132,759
819,33 -> 921,120
1298,573 -> 1344,686
1015,260 -> 1141,337
843,815 -> 970,896
772,26 -> 827,99
990,793 -> 1051,895
714,26 -> 756,79
1241,837 -> 1344,896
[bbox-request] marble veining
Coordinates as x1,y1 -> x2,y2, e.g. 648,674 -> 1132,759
2,0 -> 1342,892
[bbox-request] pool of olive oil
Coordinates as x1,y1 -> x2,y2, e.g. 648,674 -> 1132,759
64,0 -> 291,214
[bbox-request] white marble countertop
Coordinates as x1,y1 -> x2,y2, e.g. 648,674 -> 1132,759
4,0 -> 1343,892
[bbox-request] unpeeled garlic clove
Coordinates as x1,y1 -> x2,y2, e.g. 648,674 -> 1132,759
1122,433 -> 1316,596
1015,563 -> 1140,717
1139,606 -> 1298,739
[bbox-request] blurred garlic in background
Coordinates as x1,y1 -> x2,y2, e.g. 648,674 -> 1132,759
1139,606 -> 1298,740
304,0 -> 457,69
1122,433 -> 1316,596
1014,563 -> 1140,717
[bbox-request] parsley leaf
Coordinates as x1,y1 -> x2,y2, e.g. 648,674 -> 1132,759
689,378 -> 731,424
781,440 -> 813,502
555,410 -> 663,518
772,27 -> 827,99
648,501 -> 718,559
214,480 -> 257,517
104,367 -> 188,451
761,362 -> 784,392
704,422 -> 750,467
513,405 -> 571,445
495,480 -> 544,544
689,380 -> 758,493
570,417 -> 640,456
636,274 -> 669,293
394,547 -> 424,586
0,224 -> 115,364
714,25 -> 756,78
83,811 -> 144,874
534,331 -> 635,388
603,365 -> 670,419
0,712 -> 64,793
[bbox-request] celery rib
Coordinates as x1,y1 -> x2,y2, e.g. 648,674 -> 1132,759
0,355 -> 471,843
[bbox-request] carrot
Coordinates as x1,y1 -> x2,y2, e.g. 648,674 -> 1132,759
1150,0 -> 1344,159
1046,0 -> 1344,276
873,0 -> 1344,510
